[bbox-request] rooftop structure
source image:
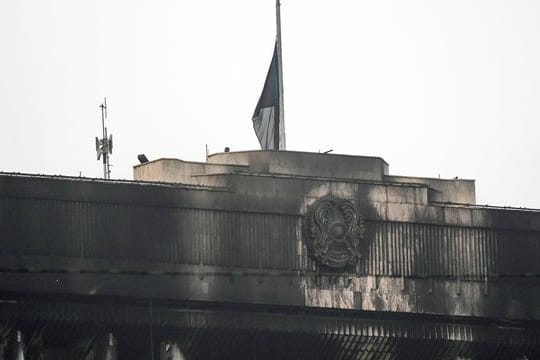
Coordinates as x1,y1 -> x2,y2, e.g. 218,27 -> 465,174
134,150 -> 476,205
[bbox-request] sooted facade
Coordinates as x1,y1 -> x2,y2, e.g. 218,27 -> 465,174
1,150 -> 539,359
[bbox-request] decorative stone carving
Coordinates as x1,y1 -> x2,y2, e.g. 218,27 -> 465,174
304,197 -> 365,268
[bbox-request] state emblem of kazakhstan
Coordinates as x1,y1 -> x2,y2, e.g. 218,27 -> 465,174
304,197 -> 365,268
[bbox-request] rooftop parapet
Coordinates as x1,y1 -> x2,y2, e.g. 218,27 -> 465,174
134,150 -> 475,205
208,150 -> 389,181
386,175 -> 476,205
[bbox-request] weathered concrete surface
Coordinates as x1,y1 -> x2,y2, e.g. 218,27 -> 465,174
133,158 -> 247,185
134,151 -> 478,211
300,274 -> 540,319
1,267 -> 539,321
2,149 -> 540,358
386,175 -> 476,204
202,150 -> 474,205
207,150 -> 389,181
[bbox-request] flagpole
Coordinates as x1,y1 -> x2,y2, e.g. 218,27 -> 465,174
275,0 -> 285,150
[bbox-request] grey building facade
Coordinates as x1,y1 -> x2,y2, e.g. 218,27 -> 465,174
1,150 -> 539,359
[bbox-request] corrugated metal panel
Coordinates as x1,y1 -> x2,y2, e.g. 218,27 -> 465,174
3,298 -> 540,354
361,221 -> 540,278
0,198 -> 81,258
2,196 -> 540,277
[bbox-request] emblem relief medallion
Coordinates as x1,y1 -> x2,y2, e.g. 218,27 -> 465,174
304,197 -> 365,268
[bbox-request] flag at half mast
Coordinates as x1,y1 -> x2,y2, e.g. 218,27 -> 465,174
252,0 -> 285,150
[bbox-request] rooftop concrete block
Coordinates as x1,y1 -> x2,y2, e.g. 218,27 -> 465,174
133,158 -> 247,185
208,150 -> 389,181
386,175 -> 475,205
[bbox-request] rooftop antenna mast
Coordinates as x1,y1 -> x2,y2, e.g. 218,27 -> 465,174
95,98 -> 113,179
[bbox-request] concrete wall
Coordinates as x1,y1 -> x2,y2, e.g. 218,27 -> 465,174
133,158 -> 246,186
386,175 -> 476,204
208,150 -> 389,181
136,152 -> 474,207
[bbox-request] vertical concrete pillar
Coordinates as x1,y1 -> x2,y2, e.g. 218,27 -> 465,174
159,341 -> 186,360
102,333 -> 117,360
9,330 -> 25,360
0,332 -> 7,360
85,332 -> 117,360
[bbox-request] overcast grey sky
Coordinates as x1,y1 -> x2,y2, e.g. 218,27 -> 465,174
1,0 -> 539,208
